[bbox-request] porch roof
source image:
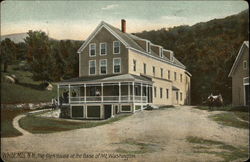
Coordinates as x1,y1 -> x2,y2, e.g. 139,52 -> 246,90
58,74 -> 153,85
172,86 -> 180,91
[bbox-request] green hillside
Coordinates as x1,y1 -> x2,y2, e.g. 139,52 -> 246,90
135,10 -> 249,104
1,63 -> 57,104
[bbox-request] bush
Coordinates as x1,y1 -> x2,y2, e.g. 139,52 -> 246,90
144,105 -> 154,111
59,106 -> 70,119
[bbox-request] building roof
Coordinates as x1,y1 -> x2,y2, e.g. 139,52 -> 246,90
58,74 -> 153,85
77,21 -> 186,69
172,86 -> 180,91
228,41 -> 249,77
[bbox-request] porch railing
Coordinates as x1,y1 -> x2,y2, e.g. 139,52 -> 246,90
68,95 -> 147,104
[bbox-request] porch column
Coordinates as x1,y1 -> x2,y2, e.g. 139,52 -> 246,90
111,105 -> 114,118
128,83 -> 130,102
146,84 -> 148,103
141,83 -> 143,110
84,84 -> 86,103
68,85 -> 71,104
132,82 -> 135,113
57,85 -> 60,105
132,82 -> 135,102
119,82 -> 121,103
101,83 -> 103,102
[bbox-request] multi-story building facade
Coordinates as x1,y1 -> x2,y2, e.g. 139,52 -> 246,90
229,41 -> 249,106
57,20 -> 191,119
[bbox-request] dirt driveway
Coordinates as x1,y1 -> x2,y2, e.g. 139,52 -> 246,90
1,106 -> 248,162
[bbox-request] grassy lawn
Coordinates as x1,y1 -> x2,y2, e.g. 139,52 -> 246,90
193,106 -> 249,129
209,112 -> 249,129
193,105 -> 248,112
1,108 -> 32,137
1,63 -> 57,104
19,113 -> 130,134
186,136 -> 248,162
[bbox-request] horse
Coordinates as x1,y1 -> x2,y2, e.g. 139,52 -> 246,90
206,93 -> 224,110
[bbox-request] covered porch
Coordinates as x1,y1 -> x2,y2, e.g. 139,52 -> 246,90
57,74 -> 153,105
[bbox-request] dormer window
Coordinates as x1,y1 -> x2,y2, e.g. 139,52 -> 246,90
113,41 -> 120,54
160,47 -> 163,58
89,43 -> 96,57
146,41 -> 151,53
170,52 -> 174,62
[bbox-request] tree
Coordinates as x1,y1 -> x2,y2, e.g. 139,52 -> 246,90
16,42 -> 27,60
135,10 -> 248,104
0,38 -> 16,72
50,40 -> 66,81
24,30 -> 53,82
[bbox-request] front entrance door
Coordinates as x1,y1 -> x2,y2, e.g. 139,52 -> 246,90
104,105 -> 112,119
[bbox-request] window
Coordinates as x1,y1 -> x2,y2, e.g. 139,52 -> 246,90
166,89 -> 169,99
176,92 -> 178,100
180,92 -> 183,101
160,88 -> 163,98
113,58 -> 121,73
153,66 -> 155,76
161,68 -> 163,78
160,47 -> 163,58
71,106 -> 84,118
113,41 -> 120,54
135,85 -> 140,95
144,63 -> 147,74
100,59 -> 107,74
89,43 -> 96,57
168,70 -> 170,80
154,87 -> 157,98
147,41 -> 151,53
100,43 -> 107,55
174,72 -> 177,81
243,60 -> 248,70
89,60 -> 96,75
180,74 -> 183,82
133,60 -> 137,71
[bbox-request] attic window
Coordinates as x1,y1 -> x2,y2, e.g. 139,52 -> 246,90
160,47 -> 163,58
243,60 -> 248,70
146,41 -> 151,53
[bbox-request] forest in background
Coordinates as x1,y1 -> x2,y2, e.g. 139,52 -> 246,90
135,10 -> 249,104
1,10 -> 248,105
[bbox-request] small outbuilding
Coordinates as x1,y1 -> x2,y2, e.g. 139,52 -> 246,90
228,41 -> 249,106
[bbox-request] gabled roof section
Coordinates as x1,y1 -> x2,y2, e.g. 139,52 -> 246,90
77,21 -> 130,53
77,21 -> 187,69
228,41 -> 249,77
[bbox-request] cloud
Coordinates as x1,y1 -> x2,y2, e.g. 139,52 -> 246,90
161,15 -> 185,21
101,4 -> 118,10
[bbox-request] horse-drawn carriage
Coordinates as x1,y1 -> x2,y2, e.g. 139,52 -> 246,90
203,93 -> 224,109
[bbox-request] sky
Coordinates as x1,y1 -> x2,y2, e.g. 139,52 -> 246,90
1,0 -> 248,40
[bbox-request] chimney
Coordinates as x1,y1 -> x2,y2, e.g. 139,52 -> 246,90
121,19 -> 126,33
